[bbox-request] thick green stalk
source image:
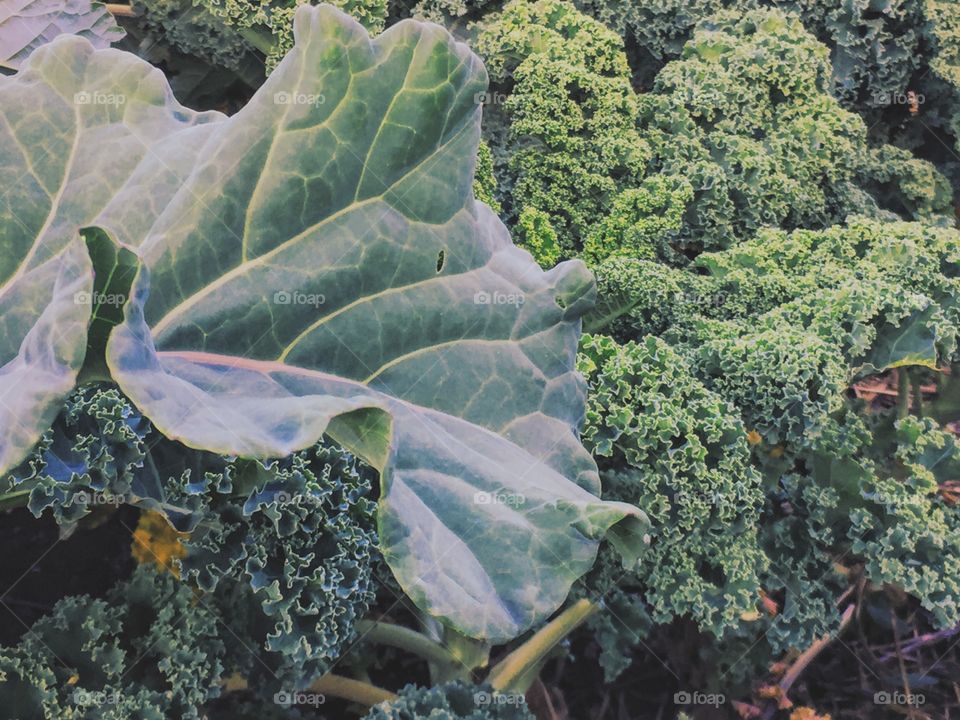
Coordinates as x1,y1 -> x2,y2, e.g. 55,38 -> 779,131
356,619 -> 461,669
239,26 -> 276,56
487,599 -> 598,692
0,486 -> 33,512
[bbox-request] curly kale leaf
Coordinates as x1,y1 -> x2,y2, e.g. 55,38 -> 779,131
479,3 -> 952,264
576,334 -> 766,678
571,0 -> 933,112
4,384 -> 238,529
130,0 -> 253,71
177,443 -> 379,691
642,8 -> 952,255
0,565 -> 225,719
191,0 -> 389,70
4,384 -> 380,691
598,220 -> 960,449
475,0 -> 649,257
851,416 -> 960,628
586,217 -> 960,673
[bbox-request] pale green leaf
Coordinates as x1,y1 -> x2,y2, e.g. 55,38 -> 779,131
0,34 -> 217,473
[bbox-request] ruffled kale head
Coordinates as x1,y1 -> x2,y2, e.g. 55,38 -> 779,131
3,384 -> 380,693
576,334 -> 766,678
639,8 -> 953,256
151,0 -> 389,71
178,443 -> 379,691
4,384 -> 186,527
851,416 -> 960,628
475,0 -> 649,257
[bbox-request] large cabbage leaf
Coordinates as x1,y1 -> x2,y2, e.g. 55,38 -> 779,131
0,31 -> 215,474
0,0 -> 123,70
0,6 -> 646,640
0,238 -> 91,474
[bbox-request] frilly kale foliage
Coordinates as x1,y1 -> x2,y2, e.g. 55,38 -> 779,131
134,0 -> 389,70
576,334 -> 766,677
475,0 -> 648,257
639,8 -> 951,257
179,444 -> 379,690
572,0 -> 953,112
363,683 -> 534,720
584,218 -> 960,678
198,0 -> 389,69
131,0 -> 253,70
479,2 -> 951,261
0,565 -> 224,719
4,385 -> 379,691
855,416 -> 960,627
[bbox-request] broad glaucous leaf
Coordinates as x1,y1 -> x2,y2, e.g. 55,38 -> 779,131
0,5 -> 646,641
0,0 -> 123,70
0,38 -> 217,477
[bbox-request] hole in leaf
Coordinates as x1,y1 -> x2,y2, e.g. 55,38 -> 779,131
436,250 -> 445,272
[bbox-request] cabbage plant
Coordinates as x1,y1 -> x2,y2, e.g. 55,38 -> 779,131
0,4 -> 645,642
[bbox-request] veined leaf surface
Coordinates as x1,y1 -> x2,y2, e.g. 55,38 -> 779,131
0,32 -> 215,474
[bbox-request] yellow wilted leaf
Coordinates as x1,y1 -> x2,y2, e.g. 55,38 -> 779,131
131,510 -> 188,577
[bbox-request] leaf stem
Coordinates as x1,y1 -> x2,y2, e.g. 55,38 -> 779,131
761,603 -> 856,719
308,673 -> 396,706
356,619 -> 461,669
487,599 -> 597,692
910,370 -> 924,417
897,369 -> 910,419
0,487 -> 33,512
238,26 -> 276,56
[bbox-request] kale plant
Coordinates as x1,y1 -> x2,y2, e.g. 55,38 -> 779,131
478,1 -> 951,262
